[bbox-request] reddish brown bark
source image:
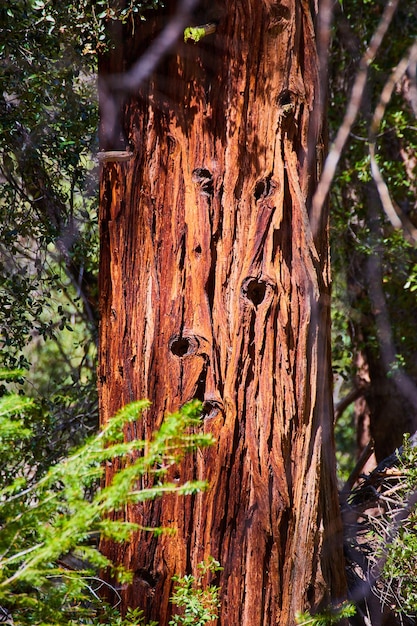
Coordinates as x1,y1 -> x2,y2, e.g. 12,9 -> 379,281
98,1 -> 346,624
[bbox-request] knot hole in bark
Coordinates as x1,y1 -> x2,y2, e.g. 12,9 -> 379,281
241,277 -> 274,307
277,90 -> 296,116
134,568 -> 159,590
170,336 -> 193,357
201,398 -> 224,420
169,333 -> 208,358
268,4 -> 291,34
192,168 -> 214,196
254,175 -> 277,202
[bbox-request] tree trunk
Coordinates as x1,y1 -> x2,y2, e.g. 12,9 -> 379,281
98,1 -> 346,624
347,185 -> 417,463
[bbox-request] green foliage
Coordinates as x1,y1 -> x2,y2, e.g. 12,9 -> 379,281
0,393 -> 213,625
1,0 -> 97,309
1,0 -> 100,473
330,0 -> 417,478
381,512 -> 417,617
89,606 -> 158,626
377,434 -> 417,617
334,406 -> 356,485
331,270 -> 354,383
403,262 -> 417,293
401,433 -> 417,492
345,434 -> 417,620
1,0 -> 167,370
331,276 -> 357,484
295,601 -> 356,626
169,558 -> 222,626
31,0 -> 164,54
330,0 -> 417,349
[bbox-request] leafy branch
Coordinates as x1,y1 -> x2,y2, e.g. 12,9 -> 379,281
0,389 -> 213,624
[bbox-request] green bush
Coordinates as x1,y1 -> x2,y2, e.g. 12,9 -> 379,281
0,377 -> 214,625
169,557 -> 222,626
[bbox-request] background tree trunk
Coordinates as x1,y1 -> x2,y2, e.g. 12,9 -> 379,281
346,185 -> 417,463
98,1 -> 346,624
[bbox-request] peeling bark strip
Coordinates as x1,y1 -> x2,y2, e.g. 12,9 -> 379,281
98,1 -> 346,624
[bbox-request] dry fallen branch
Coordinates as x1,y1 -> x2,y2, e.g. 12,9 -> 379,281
343,434 -> 417,623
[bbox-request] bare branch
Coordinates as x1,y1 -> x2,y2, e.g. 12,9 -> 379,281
310,0 -> 400,237
99,0 -> 200,148
369,41 -> 417,243
106,0 -> 200,94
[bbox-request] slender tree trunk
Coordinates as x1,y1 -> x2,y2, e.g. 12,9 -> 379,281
346,185 -> 417,463
98,1 -> 346,624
